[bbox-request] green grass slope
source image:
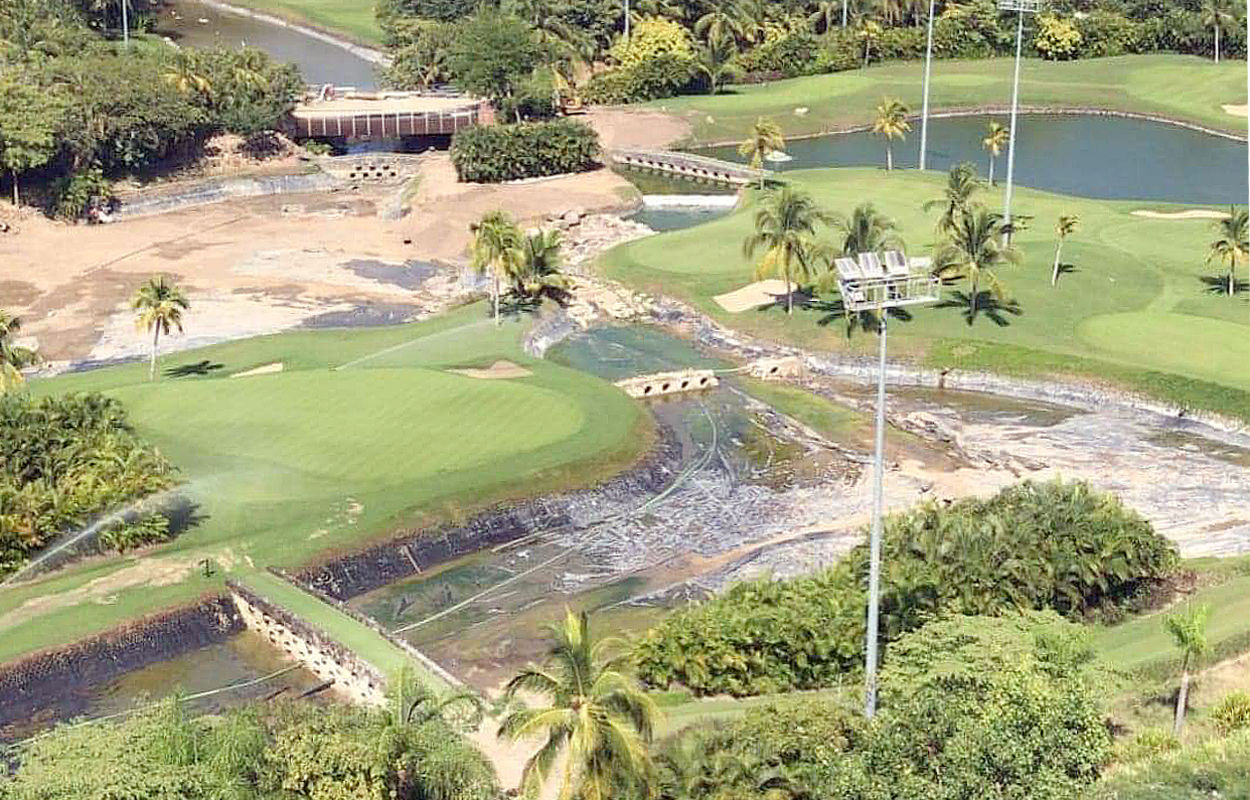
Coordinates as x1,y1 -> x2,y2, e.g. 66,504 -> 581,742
0,305 -> 647,662
649,55 -> 1248,143
222,0 -> 382,46
603,168 -> 1250,419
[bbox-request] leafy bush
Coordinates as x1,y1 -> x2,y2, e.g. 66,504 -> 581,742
49,168 -> 113,220
738,31 -> 822,78
1212,691 -> 1250,735
1035,14 -> 1084,59
1116,728 -> 1181,764
449,119 -> 600,183
1075,10 -> 1141,57
0,393 -> 175,577
610,16 -> 696,67
635,480 -> 1177,696
97,513 -> 172,554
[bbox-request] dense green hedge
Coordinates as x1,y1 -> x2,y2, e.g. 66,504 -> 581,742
634,479 -> 1178,696
449,119 -> 600,183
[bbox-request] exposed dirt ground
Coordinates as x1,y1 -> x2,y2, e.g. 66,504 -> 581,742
0,109 -> 691,367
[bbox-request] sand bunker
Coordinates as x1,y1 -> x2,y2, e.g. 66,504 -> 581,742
232,361 -> 284,378
1131,209 -> 1231,220
449,360 -> 533,380
1223,104 -> 1247,118
714,279 -> 791,313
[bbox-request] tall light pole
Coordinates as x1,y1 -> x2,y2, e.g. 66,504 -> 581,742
998,0 -> 1041,244
833,250 -> 940,719
842,0 -> 848,27
624,0 -> 630,39
121,0 -> 129,46
917,0 -> 937,171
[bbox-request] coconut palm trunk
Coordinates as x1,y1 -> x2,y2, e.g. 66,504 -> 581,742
1174,655 -> 1191,735
1051,240 -> 1064,286
987,155 -> 995,187
493,270 -> 501,325
10,173 -> 17,206
149,325 -> 161,381
1215,23 -> 1221,63
886,141 -> 893,172
784,259 -> 793,314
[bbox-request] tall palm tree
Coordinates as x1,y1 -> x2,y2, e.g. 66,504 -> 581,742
933,206 -> 1022,317
807,0 -> 840,34
858,20 -> 882,67
0,311 -> 39,393
831,202 -> 903,256
470,211 -> 526,325
1207,205 -> 1248,300
694,0 -> 745,45
161,55 -> 212,97
696,30 -> 740,95
131,276 -> 189,381
738,117 -> 785,189
982,121 -> 1009,186
498,610 -> 659,800
871,97 -> 910,172
735,0 -> 770,44
922,162 -> 982,234
516,229 -> 573,303
1200,0 -> 1236,63
1165,603 -> 1210,735
1051,214 -> 1079,286
742,185 -> 833,314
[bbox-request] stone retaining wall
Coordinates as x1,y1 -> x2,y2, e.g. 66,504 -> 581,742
227,580 -> 387,707
297,423 -> 684,600
0,596 -> 241,730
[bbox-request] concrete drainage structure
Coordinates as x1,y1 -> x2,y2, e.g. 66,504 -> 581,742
748,356 -> 804,380
615,369 -> 719,398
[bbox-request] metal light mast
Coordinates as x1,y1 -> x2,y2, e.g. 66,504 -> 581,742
998,0 -> 1043,243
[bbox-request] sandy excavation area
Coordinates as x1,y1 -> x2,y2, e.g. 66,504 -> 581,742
1131,208 -> 1231,220
0,110 -> 690,367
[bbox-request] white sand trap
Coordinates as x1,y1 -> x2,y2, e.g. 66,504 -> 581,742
449,360 -> 532,380
714,279 -> 791,313
1131,209 -> 1231,220
1223,104 -> 1247,118
232,362 -> 284,378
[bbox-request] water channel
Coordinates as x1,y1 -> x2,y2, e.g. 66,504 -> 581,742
701,113 -> 1249,206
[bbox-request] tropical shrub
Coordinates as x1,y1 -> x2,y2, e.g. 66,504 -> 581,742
738,30 -> 822,78
582,55 -> 697,104
1035,14 -> 1084,59
635,479 -> 1177,695
610,16 -> 697,67
49,167 -> 113,220
1211,690 -> 1250,735
449,119 -> 599,182
0,392 -> 176,577
97,513 -> 172,554
1074,10 -> 1142,57
1116,728 -> 1181,764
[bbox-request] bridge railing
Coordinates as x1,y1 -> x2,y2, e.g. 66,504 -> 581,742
609,148 -> 770,186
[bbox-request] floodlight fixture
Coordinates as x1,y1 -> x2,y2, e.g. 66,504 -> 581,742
835,251 -> 940,719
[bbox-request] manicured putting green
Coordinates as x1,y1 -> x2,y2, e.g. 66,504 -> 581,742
0,305 -> 646,663
1079,312 -> 1250,389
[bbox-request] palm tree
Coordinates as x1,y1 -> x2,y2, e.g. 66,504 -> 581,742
162,55 -> 212,97
1051,214 -> 1079,286
923,162 -> 982,234
516,229 -> 573,303
1165,603 -> 1210,735
738,117 -> 785,190
831,202 -> 903,256
1200,0 -> 1236,63
742,185 -> 833,315
858,20 -> 882,67
807,0 -> 840,34
695,31 -> 740,95
871,98 -> 910,172
933,206 -> 1022,317
498,610 -> 660,800
982,121 -> 1009,186
1207,205 -> 1248,299
694,0 -> 745,44
470,210 -> 526,325
131,276 -> 189,381
735,0 -> 769,44
0,311 -> 39,393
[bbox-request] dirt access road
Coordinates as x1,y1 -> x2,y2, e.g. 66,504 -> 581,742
0,109 -> 689,367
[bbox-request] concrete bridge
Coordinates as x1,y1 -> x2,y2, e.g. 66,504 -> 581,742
289,90 -> 487,140
616,369 -> 720,398
610,148 -> 770,186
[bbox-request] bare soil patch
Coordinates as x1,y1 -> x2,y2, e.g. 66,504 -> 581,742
1223,104 -> 1248,118
714,279 -> 790,313
232,361 -> 285,378
449,360 -> 533,380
